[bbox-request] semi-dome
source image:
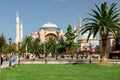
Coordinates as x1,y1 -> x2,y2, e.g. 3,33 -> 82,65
42,22 -> 58,28
80,31 -> 96,40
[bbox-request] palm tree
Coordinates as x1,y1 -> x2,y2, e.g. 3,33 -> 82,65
22,36 -> 33,60
23,36 -> 33,53
32,38 -> 42,57
81,2 -> 120,63
47,37 -> 57,57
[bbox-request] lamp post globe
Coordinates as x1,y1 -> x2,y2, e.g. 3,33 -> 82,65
9,38 -> 12,45
8,37 -> 12,70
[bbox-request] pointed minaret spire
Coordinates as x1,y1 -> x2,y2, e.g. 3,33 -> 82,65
74,20 -> 77,43
16,11 -> 19,17
78,17 -> 82,40
15,11 -> 20,45
15,11 -> 24,48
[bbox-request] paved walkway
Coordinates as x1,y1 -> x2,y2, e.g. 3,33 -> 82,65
1,59 -> 120,68
1,61 -> 9,68
1,60 -> 16,68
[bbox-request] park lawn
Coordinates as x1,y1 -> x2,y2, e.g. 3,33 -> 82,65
0,63 -> 120,80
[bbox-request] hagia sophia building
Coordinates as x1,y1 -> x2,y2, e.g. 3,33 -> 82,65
15,12 -> 120,59
15,12 -> 99,51
30,19 -> 100,53
30,21 -> 65,42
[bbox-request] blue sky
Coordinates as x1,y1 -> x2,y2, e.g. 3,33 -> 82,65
0,0 -> 120,42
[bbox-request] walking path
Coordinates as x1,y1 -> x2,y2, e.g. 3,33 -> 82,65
1,59 -> 120,68
1,60 -> 16,68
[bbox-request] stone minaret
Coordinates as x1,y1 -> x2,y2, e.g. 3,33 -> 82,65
78,19 -> 82,40
74,21 -> 77,43
15,12 -> 23,46
15,12 -> 20,45
20,20 -> 23,42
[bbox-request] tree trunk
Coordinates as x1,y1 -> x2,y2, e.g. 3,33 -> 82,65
101,39 -> 108,63
0,54 -> 1,75
0,47 -> 2,75
45,53 -> 48,64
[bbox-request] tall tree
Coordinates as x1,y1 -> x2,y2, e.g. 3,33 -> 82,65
0,34 -> 6,53
2,43 -> 9,54
0,34 -> 6,75
57,35 -> 66,54
8,43 -> 17,54
81,2 -> 120,63
65,25 -> 77,55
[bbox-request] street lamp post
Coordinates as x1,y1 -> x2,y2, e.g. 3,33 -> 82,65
18,42 -> 21,64
9,37 -> 12,70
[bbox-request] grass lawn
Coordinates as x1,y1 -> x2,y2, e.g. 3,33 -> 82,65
0,63 -> 120,80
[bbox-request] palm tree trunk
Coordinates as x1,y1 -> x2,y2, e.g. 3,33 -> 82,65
101,39 -> 108,63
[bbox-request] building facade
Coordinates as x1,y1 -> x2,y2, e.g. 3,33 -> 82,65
77,20 -> 99,52
31,22 -> 65,42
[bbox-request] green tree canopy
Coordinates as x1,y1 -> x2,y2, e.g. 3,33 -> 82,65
23,36 -> 33,53
47,36 -> 57,57
81,2 -> 120,63
57,35 -> 66,54
65,25 -> 77,54
0,34 -> 6,53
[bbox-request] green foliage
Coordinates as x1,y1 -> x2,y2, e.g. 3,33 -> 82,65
65,25 -> 77,41
82,2 -> 120,42
0,34 -> 17,54
22,36 -> 43,55
57,35 -> 66,54
32,38 -> 42,55
23,36 -> 33,53
82,2 -> 120,62
2,44 -> 9,54
0,34 -> 6,53
47,37 -> 57,56
65,25 -> 77,54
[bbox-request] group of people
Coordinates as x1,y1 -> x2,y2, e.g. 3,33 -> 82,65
0,54 -> 17,65
1,56 -> 3,65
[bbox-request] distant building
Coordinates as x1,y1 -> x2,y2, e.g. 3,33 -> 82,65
31,22 -> 65,42
100,32 -> 120,59
77,20 -> 99,52
78,19 -> 120,59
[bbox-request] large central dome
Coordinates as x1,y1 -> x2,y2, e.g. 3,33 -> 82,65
42,22 -> 58,28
